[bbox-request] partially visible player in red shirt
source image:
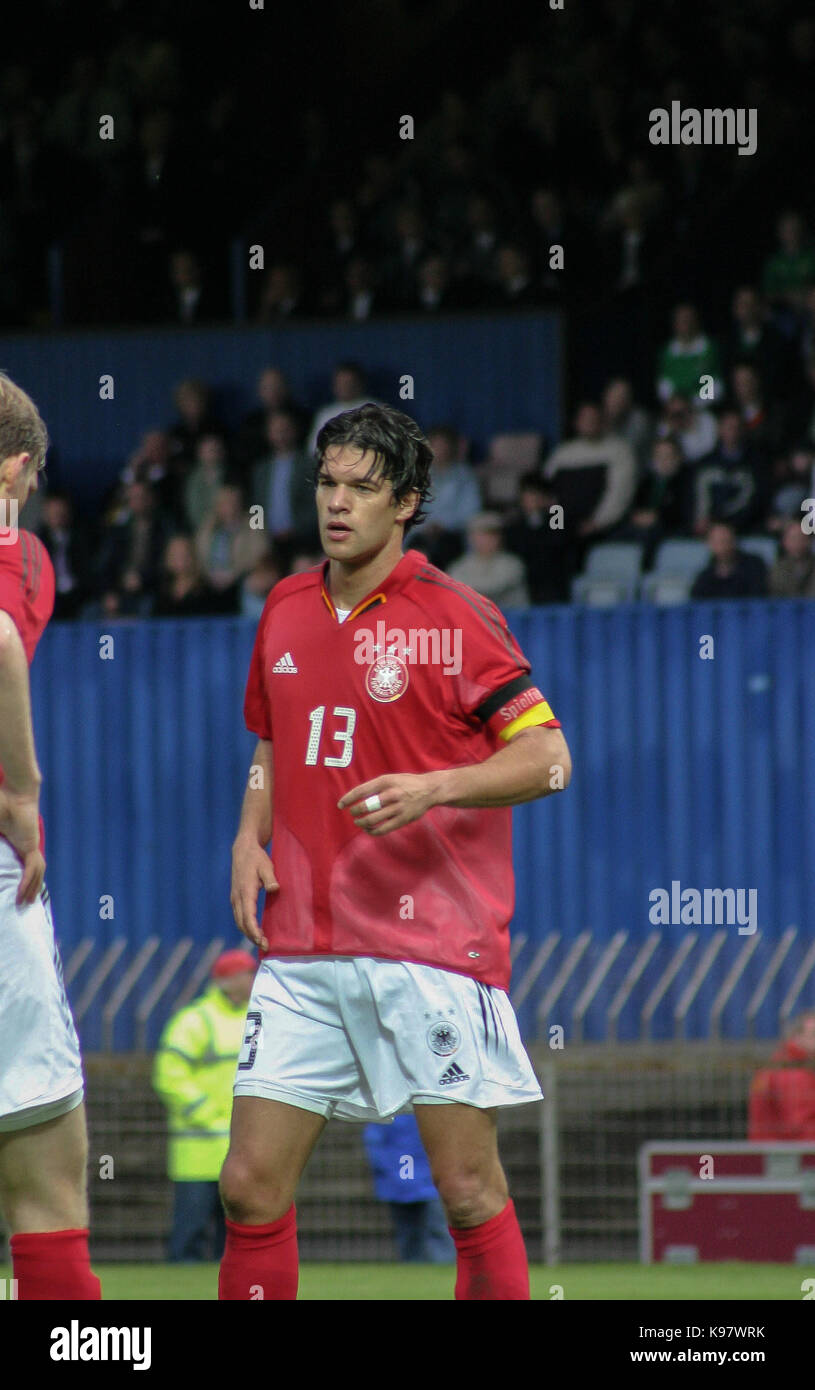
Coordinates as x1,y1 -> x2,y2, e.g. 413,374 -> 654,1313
0,372 -> 100,1299
220,403 -> 572,1302
748,1010 -> 815,1141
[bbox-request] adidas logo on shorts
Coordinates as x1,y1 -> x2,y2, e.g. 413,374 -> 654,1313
438,1061 -> 470,1086
272,651 -> 298,673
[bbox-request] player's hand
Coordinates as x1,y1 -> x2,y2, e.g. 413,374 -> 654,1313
338,773 -> 440,836
230,834 -> 278,950
0,788 -> 45,905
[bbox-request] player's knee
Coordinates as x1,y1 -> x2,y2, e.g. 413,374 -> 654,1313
219,1150 -> 293,1224
435,1165 -> 508,1228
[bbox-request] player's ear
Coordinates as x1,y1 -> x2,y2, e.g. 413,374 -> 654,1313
397,489 -> 420,524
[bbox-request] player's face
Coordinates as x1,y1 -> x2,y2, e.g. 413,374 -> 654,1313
316,445 -> 417,565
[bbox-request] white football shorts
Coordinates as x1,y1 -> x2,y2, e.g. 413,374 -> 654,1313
233,955 -> 543,1121
0,837 -> 84,1132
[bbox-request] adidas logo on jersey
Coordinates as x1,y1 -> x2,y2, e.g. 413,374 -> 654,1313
438,1061 -> 470,1086
272,651 -> 298,673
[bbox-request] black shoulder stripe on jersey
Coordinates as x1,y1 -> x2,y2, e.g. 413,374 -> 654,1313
31,533 -> 42,598
19,530 -> 29,592
414,569 -> 517,659
473,673 -> 535,725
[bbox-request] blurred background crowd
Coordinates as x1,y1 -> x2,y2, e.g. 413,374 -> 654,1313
4,0 -> 815,613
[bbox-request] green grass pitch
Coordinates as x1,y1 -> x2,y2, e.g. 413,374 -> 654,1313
3,1262 -> 812,1300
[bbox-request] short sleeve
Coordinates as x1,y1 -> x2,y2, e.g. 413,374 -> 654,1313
243,605 -> 273,741
454,592 -> 561,743
0,542 -> 23,628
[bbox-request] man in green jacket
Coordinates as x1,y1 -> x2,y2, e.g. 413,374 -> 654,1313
153,950 -> 256,1262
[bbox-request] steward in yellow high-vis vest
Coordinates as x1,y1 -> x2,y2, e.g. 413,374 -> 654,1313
153,952 -> 257,1182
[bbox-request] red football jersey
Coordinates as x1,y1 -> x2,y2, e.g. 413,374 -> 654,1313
0,526 -> 55,851
244,548 -> 561,989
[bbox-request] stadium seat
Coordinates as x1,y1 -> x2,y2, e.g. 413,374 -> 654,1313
480,432 -> 543,505
650,538 -> 709,577
739,535 -> 778,568
639,573 -> 694,605
570,579 -> 635,606
571,541 -> 644,603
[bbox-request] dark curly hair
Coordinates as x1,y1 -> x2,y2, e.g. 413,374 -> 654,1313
314,403 -> 434,532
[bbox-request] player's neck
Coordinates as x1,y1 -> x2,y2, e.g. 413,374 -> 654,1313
327,535 -> 405,611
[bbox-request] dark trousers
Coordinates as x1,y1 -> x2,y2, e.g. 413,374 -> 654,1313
389,1199 -> 456,1263
169,1180 -> 226,1263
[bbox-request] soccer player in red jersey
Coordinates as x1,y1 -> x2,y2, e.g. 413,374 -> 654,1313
220,403 -> 571,1300
0,374 -> 101,1299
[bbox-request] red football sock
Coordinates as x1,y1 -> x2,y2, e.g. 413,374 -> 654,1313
218,1205 -> 298,1300
10,1228 -> 101,1300
449,1198 -> 530,1300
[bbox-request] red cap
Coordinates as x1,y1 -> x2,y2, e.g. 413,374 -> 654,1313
212,949 -> 256,979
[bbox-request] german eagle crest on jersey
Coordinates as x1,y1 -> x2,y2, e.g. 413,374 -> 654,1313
427,1020 -> 461,1055
365,653 -> 409,703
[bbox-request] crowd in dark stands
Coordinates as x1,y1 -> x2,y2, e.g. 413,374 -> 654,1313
2,2 -> 815,328
5,0 -> 815,608
25,277 -> 815,618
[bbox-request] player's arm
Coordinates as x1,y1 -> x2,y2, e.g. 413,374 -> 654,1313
0,608 -> 45,902
340,724 -> 571,835
230,737 -> 279,950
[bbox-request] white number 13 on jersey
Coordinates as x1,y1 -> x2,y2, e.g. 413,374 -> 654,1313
305,705 -> 357,767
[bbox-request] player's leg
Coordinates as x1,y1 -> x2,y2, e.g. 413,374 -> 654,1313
0,846 -> 99,1299
218,1096 -> 325,1300
414,1102 -> 530,1299
220,1095 -> 326,1224
0,1103 -> 101,1299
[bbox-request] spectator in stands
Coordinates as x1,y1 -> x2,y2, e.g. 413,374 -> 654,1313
418,252 -> 469,313
729,362 -> 783,455
602,377 -> 653,476
384,204 -> 432,309
504,471 -> 575,602
152,534 -> 226,617
183,433 -> 227,532
748,1009 -> 815,1140
94,479 -> 173,617
528,187 -> 577,300
195,484 -> 268,606
454,193 -> 501,297
362,1114 -> 455,1264
493,243 -> 539,308
256,262 -> 306,322
689,522 -> 768,599
307,361 -> 377,455
656,303 -> 723,406
153,949 -> 256,1262
723,286 -> 790,397
785,354 -> 815,448
610,437 -> 691,564
543,402 -> 637,539
766,446 -> 815,530
692,410 -> 764,535
240,549 -> 282,620
317,198 -> 365,311
342,255 -> 383,321
768,520 -> 815,597
762,211 -> 815,314
249,407 -> 318,556
656,394 -> 718,463
408,424 -> 481,568
36,489 -> 91,620
164,249 -> 223,325
448,511 -> 529,607
232,366 -> 299,475
168,378 -> 223,465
